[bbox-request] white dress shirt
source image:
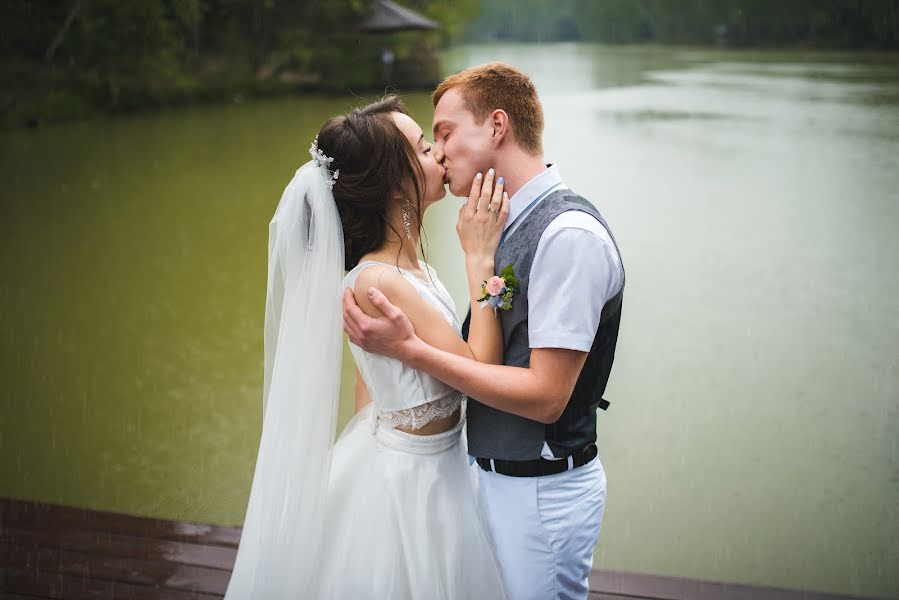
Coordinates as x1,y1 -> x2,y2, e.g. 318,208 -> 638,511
503,165 -> 623,352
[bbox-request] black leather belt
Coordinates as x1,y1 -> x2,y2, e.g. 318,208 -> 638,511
476,443 -> 598,478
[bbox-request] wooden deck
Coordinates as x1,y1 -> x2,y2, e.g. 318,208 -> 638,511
0,497 -> 870,599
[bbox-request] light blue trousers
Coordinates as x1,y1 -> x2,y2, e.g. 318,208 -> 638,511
475,455 -> 607,600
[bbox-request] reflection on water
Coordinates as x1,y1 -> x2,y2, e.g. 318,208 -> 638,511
1,44 -> 897,598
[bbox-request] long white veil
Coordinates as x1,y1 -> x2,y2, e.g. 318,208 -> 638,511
225,159 -> 344,598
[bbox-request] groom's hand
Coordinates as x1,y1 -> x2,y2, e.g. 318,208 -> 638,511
343,287 -> 419,361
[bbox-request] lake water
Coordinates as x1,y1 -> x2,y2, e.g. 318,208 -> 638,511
1,43 -> 897,598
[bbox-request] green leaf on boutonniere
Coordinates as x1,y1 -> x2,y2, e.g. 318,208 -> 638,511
499,264 -> 519,291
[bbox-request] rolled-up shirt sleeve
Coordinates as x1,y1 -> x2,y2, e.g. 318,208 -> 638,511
527,213 -> 622,351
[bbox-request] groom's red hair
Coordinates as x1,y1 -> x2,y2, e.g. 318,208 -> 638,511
432,62 -> 544,155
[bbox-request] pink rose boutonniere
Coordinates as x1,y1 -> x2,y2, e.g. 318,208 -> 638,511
477,264 -> 520,312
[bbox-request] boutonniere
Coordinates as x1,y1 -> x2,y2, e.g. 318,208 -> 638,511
478,264 -> 520,312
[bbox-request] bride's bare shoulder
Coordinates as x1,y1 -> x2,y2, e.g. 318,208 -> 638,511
352,264 -> 418,319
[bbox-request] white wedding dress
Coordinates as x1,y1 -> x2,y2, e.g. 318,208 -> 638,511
306,260 -> 507,598
223,162 -> 506,599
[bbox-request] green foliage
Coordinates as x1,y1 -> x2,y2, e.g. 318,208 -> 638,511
499,263 -> 519,292
397,0 -> 483,45
466,0 -> 580,42
2,0 -> 465,126
72,1 -> 183,104
577,0 -> 899,48
465,0 -> 899,49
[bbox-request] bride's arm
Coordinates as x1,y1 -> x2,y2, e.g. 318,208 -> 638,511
354,367 -> 372,413
457,168 -> 509,365
352,266 -> 494,363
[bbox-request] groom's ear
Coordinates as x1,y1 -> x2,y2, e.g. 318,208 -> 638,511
490,109 -> 510,146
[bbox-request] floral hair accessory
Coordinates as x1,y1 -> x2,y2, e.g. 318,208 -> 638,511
478,264 -> 519,312
309,135 -> 340,190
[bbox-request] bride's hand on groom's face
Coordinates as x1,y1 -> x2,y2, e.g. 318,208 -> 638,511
343,288 -> 418,361
456,168 -> 510,264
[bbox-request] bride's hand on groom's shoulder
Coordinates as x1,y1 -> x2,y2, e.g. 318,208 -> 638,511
456,168 -> 509,265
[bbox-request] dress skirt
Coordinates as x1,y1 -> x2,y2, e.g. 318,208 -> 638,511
311,403 -> 508,599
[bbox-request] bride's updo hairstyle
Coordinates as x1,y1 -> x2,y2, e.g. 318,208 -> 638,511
316,96 -> 426,270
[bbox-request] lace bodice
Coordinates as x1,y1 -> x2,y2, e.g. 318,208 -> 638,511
344,260 -> 466,431
377,393 -> 465,430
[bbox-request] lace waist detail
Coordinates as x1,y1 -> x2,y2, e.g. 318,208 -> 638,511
378,394 -> 465,431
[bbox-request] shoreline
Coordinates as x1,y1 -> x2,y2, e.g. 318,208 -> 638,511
5,42 -> 897,131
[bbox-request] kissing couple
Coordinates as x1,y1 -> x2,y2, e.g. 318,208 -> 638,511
225,61 -> 625,600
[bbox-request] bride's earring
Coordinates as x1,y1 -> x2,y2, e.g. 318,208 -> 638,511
402,198 -> 412,240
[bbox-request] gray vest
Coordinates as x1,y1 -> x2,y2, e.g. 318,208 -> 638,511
464,189 -> 625,460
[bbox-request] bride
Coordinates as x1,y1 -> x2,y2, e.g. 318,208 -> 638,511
224,96 -> 510,598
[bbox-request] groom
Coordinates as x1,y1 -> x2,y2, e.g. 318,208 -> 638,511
343,62 -> 624,600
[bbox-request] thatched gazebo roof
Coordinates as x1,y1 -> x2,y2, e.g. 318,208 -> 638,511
357,0 -> 439,33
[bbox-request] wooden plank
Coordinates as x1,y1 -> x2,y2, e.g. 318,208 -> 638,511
1,528 -> 236,571
0,498 -> 241,547
1,542 -> 230,595
1,567 -> 222,599
589,569 -> 878,600
589,593 -> 655,600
